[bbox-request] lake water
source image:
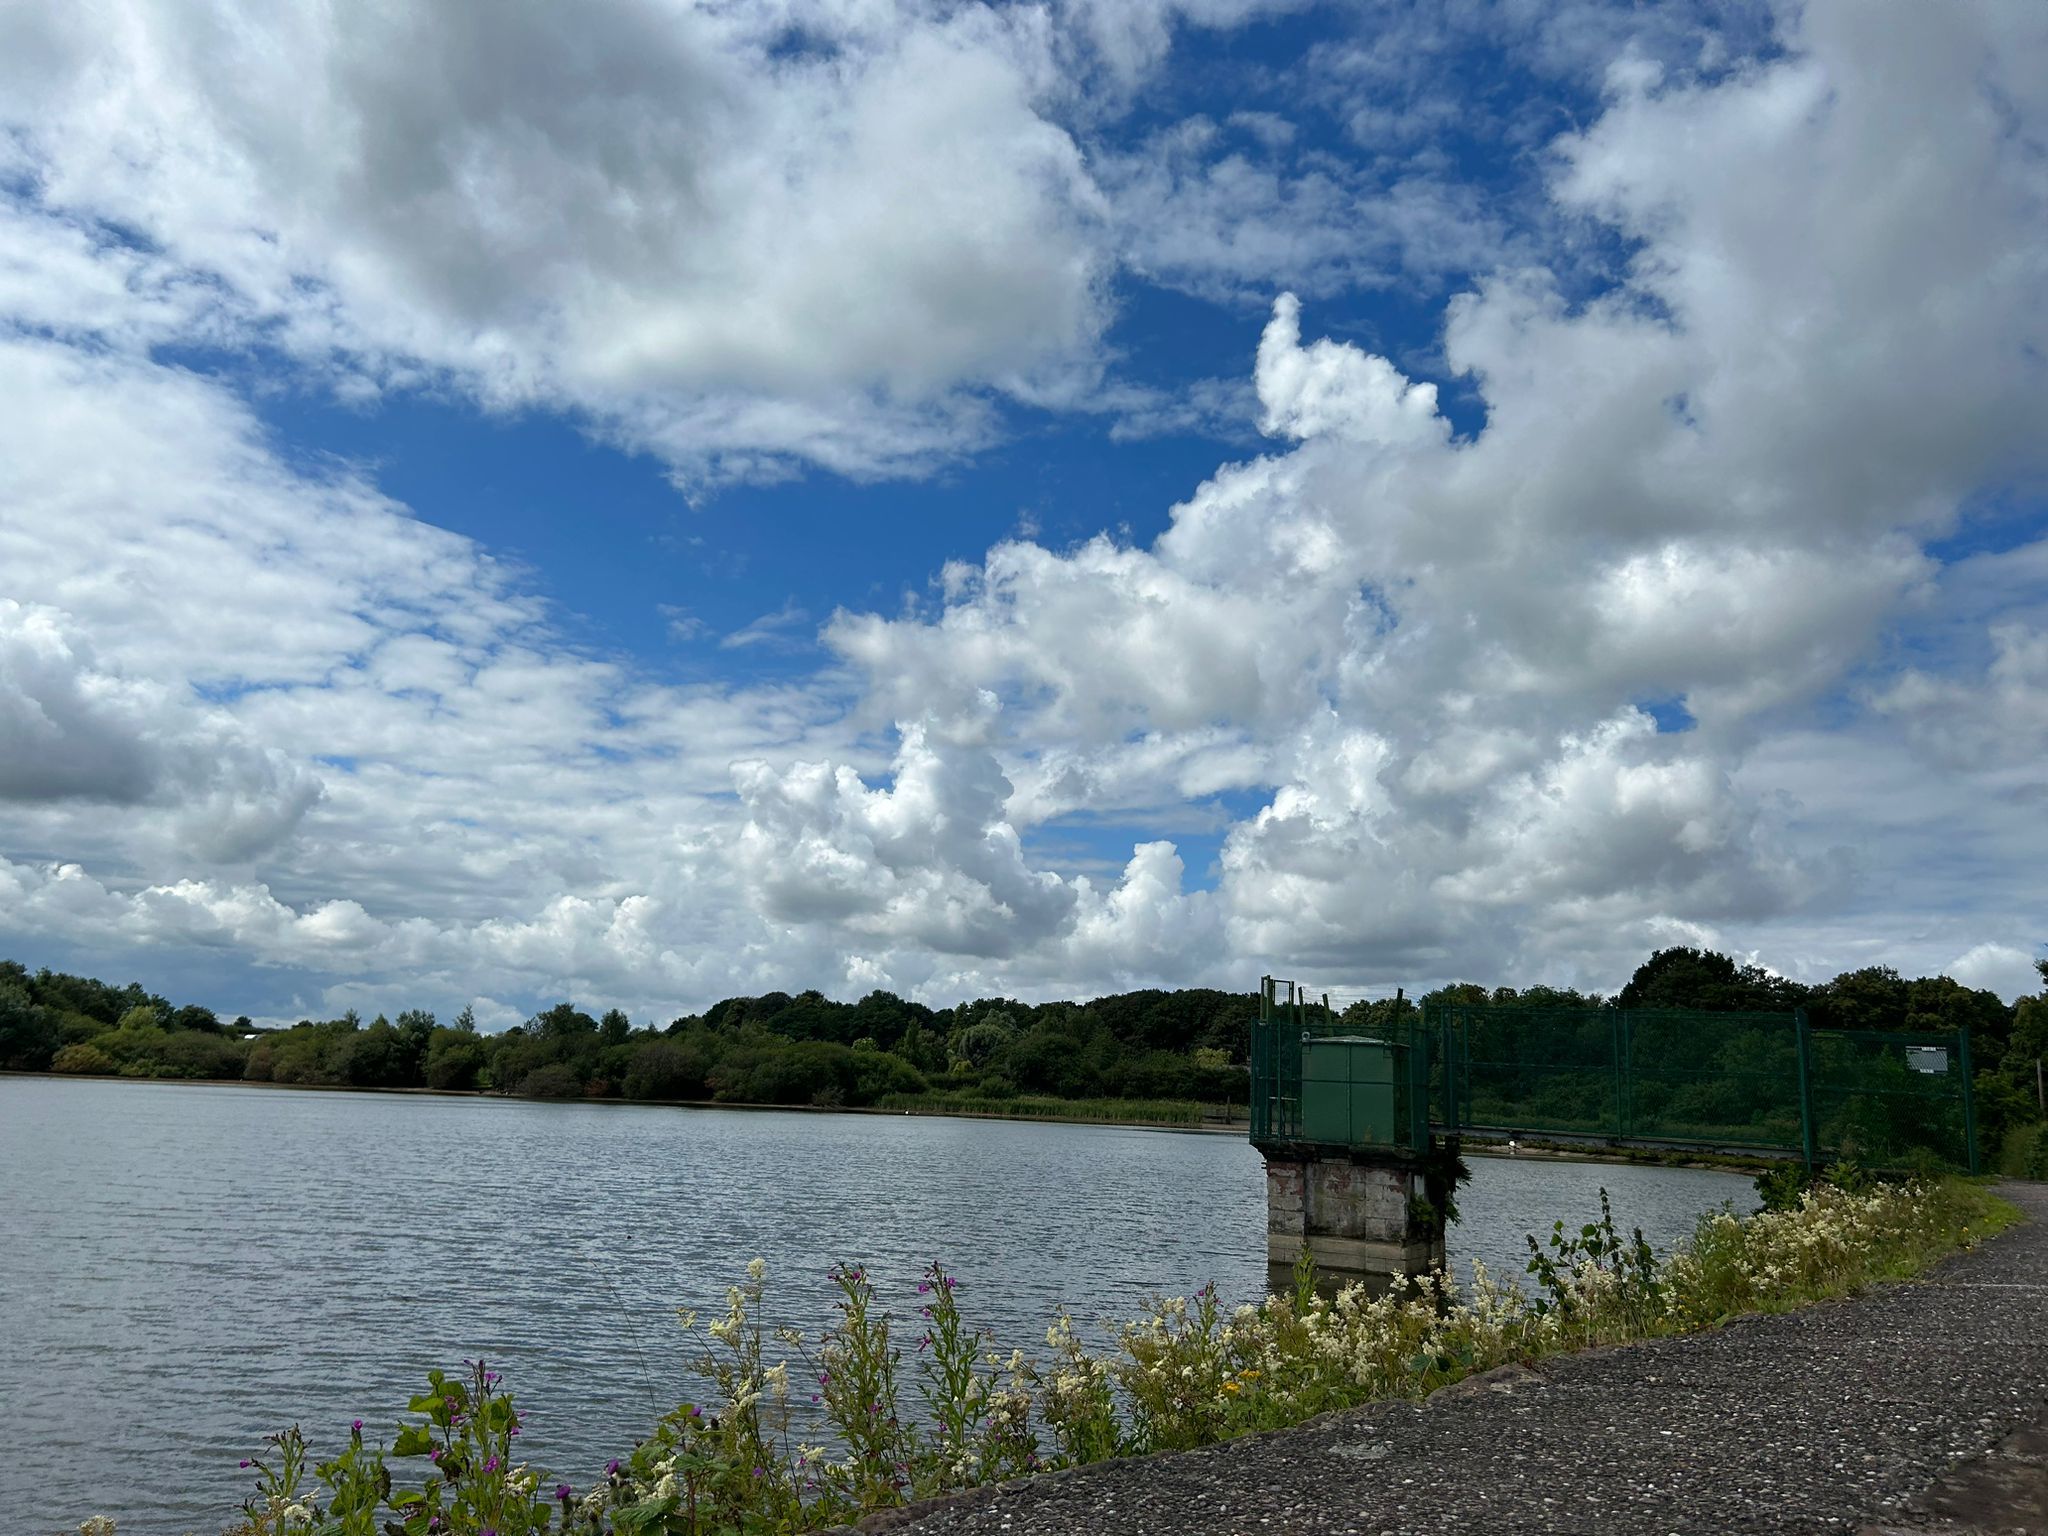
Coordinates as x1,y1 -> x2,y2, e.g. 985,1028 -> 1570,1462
0,1076 -> 1755,1535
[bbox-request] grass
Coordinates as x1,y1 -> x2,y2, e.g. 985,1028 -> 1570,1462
1999,1121 -> 2048,1180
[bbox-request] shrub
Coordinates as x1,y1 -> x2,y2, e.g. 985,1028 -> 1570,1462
517,1063 -> 585,1099
621,1037 -> 708,1100
50,1042 -> 115,1075
157,1031 -> 249,1080
2001,1121 -> 2047,1180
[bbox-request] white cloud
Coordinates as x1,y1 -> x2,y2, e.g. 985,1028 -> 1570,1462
0,600 -> 322,859
734,720 -> 1078,958
3,0 -> 2046,1021
1873,618 -> 2048,772
721,601 -> 816,652
1100,117 -> 1509,305
1947,943 -> 2043,1004
0,0 -> 1116,482
792,0 -> 2048,995
1254,293 -> 1446,446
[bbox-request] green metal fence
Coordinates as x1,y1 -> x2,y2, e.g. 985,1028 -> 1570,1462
1430,1002 -> 1978,1171
1432,1004 -> 1804,1151
1251,980 -> 1979,1172
1804,1027 -> 1977,1171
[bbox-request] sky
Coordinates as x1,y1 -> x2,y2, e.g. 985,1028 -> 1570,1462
1,0 -> 2044,1030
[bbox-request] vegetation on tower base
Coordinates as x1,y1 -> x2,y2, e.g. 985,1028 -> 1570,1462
66,1175 -> 2011,1536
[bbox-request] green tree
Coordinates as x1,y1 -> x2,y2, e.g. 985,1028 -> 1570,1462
0,978 -> 57,1071
424,1028 -> 487,1091
393,1009 -> 435,1083
621,1037 -> 709,1100
1618,948 -> 1806,1012
529,1002 -> 597,1041
1811,966 -> 1910,1031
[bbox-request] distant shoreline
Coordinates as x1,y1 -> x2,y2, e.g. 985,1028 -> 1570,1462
1,1070 -> 1775,1169
0,1068 -> 1250,1135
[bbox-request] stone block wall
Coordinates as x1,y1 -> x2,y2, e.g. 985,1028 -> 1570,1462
1264,1153 -> 1446,1289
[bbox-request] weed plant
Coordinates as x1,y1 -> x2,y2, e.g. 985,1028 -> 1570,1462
87,1176 -> 2012,1536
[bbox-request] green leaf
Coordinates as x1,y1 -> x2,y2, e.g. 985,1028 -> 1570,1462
391,1425 -> 436,1457
612,1495 -> 682,1535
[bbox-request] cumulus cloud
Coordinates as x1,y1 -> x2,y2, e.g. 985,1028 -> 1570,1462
796,1 -> 2048,991
0,603 -> 160,805
2,0 -> 2046,1020
735,720 -> 1077,957
1947,943 -> 2044,1004
0,0 -> 1114,482
1254,293 -> 1447,446
0,601 -> 321,858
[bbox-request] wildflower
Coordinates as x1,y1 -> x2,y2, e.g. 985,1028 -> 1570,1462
676,1308 -> 698,1330
606,1458 -> 621,1477
350,1419 -> 363,1433
747,1257 -> 767,1282
557,1483 -> 573,1502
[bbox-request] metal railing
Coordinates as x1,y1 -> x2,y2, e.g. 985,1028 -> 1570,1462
1251,981 -> 1979,1172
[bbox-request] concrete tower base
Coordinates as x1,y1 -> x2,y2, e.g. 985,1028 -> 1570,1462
1264,1153 -> 1446,1295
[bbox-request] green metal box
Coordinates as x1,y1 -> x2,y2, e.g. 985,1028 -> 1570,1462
1299,1036 -> 1400,1146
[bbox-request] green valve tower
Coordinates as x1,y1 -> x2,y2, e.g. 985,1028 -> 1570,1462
1249,977 -> 1445,1292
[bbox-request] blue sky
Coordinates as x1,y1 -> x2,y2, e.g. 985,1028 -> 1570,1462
0,0 -> 2043,1027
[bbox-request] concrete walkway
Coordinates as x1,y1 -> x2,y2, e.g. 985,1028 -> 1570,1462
878,1182 -> 2048,1536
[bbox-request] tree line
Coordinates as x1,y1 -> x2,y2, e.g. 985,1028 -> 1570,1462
0,947 -> 2040,1156
0,960 -> 1251,1109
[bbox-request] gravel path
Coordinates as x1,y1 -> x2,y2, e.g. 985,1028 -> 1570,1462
873,1182 -> 2048,1536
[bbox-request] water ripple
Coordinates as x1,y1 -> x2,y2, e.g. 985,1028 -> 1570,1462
0,1077 -> 1750,1536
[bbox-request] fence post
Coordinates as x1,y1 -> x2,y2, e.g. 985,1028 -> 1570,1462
1794,1007 -> 1817,1171
1610,1009 -> 1625,1139
1958,1025 -> 1979,1175
1620,1010 -> 1633,1140
1444,1006 -> 1459,1131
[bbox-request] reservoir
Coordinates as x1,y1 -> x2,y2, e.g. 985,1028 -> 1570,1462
0,1076 -> 1755,1535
